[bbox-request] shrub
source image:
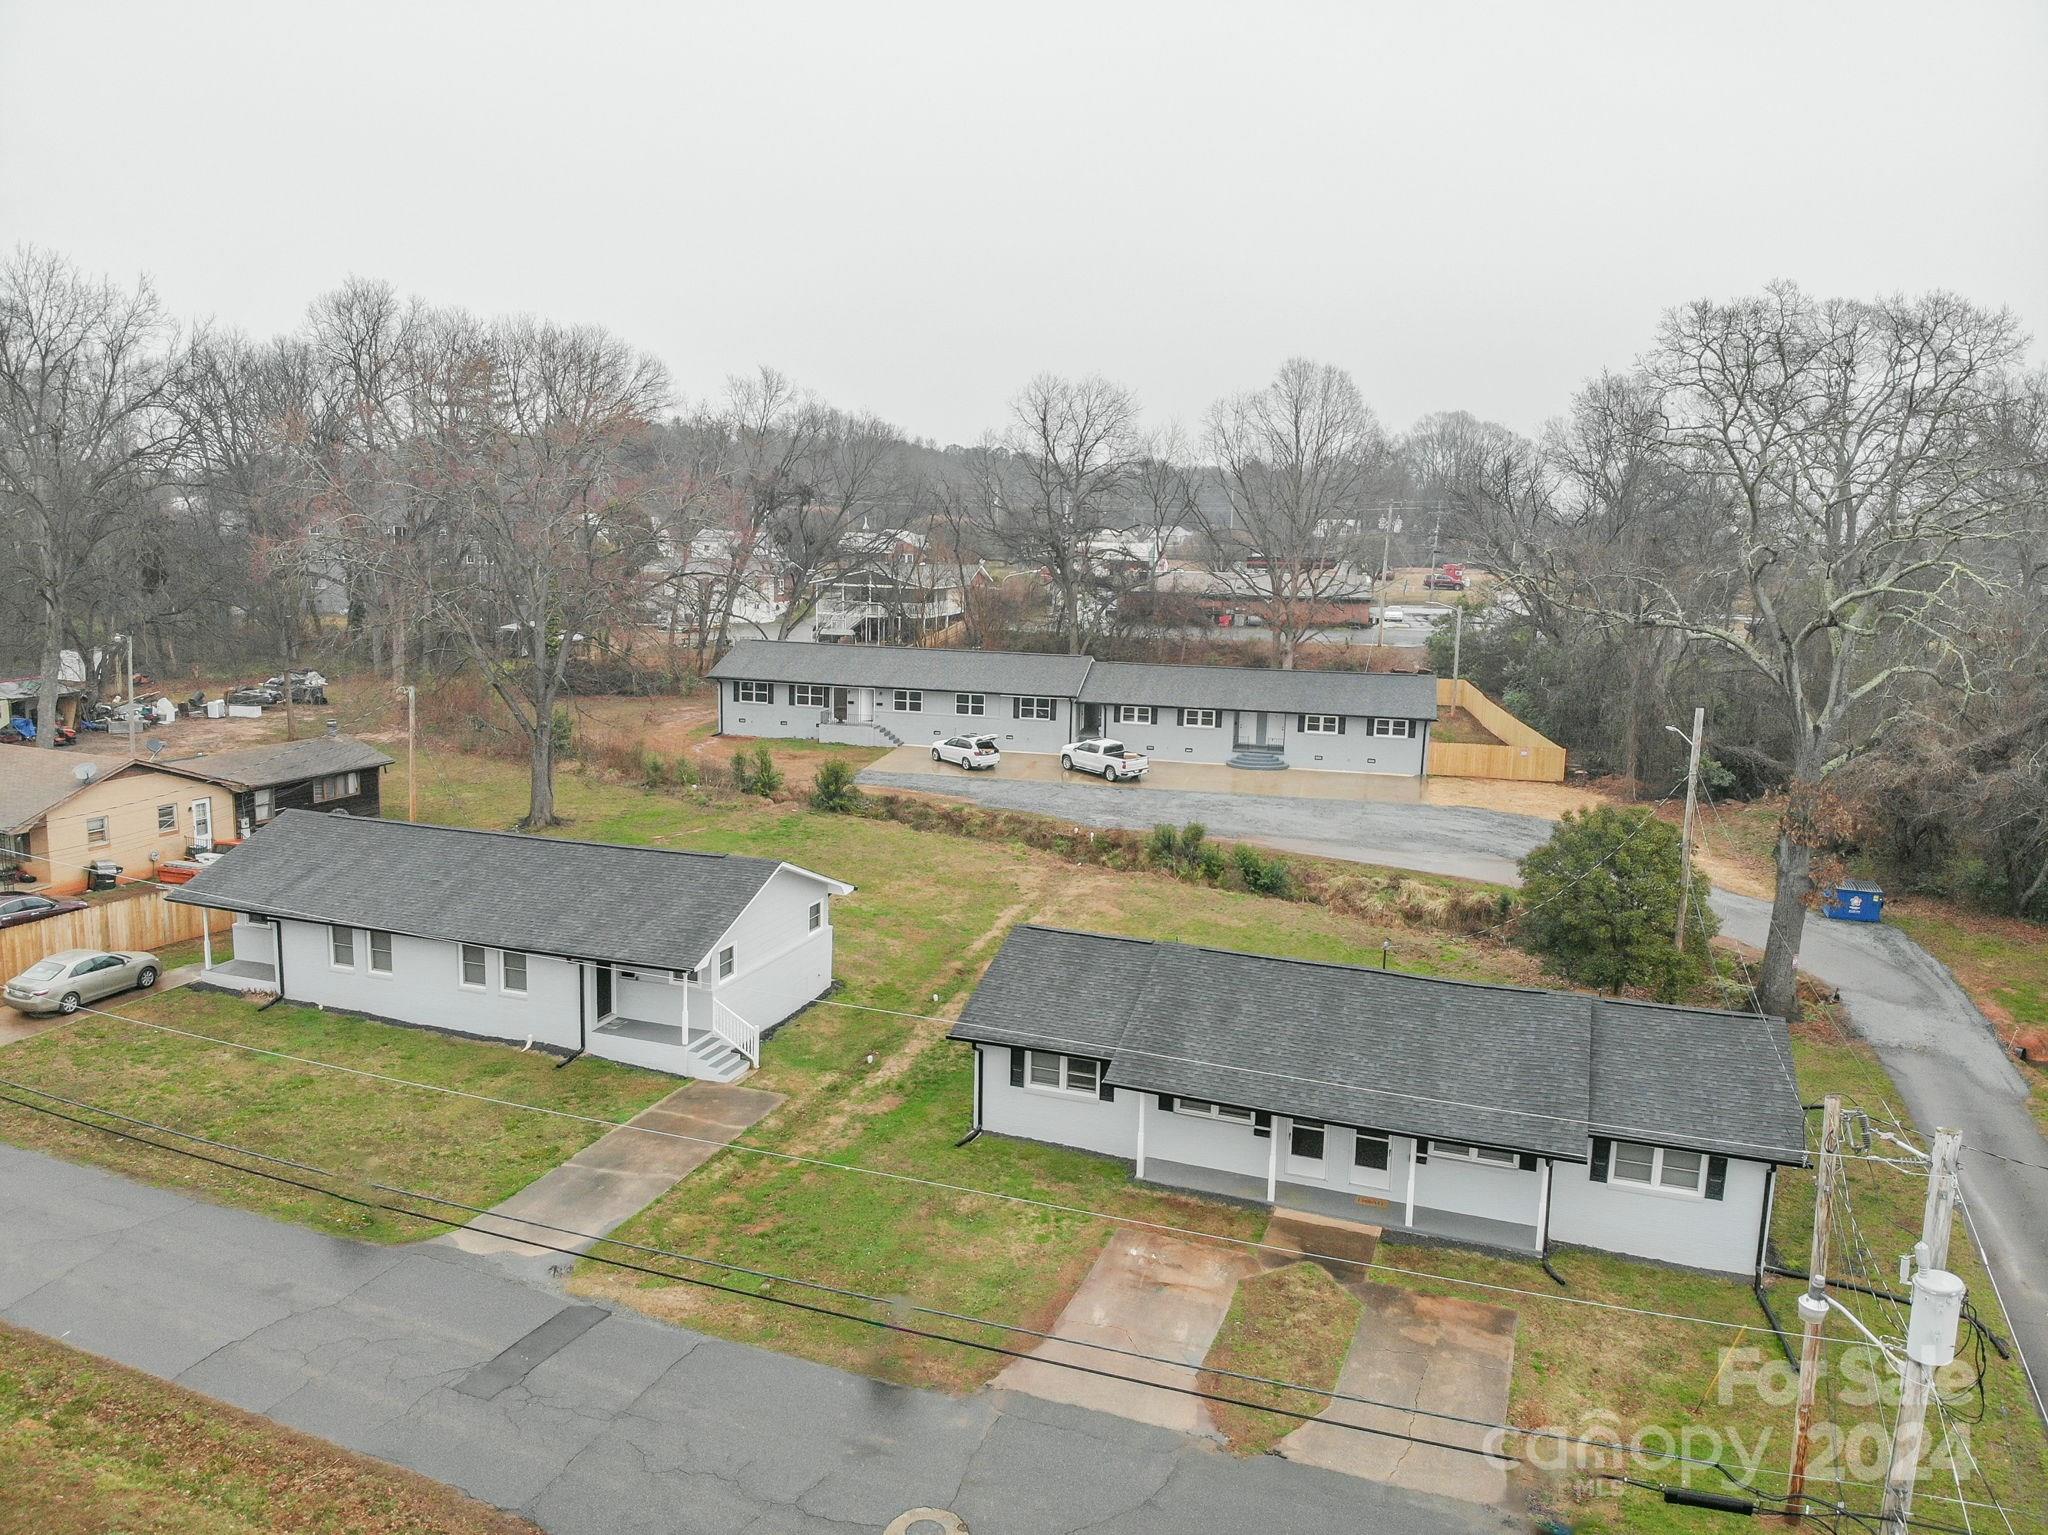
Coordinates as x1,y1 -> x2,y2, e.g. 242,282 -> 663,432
747,743 -> 782,797
1515,805 -> 1715,999
1146,823 -> 1182,865
1194,841 -> 1229,882
1232,842 -> 1293,897
810,758 -> 862,813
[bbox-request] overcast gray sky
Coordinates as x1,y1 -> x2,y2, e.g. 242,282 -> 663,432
4,0 -> 2044,446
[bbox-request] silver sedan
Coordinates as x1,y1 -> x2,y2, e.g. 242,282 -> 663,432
4,947 -> 160,1015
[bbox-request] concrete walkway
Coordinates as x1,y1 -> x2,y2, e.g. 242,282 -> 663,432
441,1082 -> 781,1261
1279,1286 -> 1519,1506
995,1231 -> 1264,1438
0,1142 -> 1519,1535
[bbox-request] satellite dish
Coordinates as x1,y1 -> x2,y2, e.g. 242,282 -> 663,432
73,762 -> 99,783
146,738 -> 167,758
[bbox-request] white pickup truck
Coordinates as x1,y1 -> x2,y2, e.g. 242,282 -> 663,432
1061,738 -> 1150,782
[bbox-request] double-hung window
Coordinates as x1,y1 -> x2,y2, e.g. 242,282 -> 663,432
1178,708 -> 1218,729
1302,714 -> 1342,735
312,772 -> 359,805
1024,1050 -> 1099,1096
734,680 -> 774,704
330,925 -> 355,968
1013,696 -> 1055,721
252,787 -> 275,823
892,689 -> 922,712
1171,1097 -> 1255,1125
808,901 -> 823,931
1608,1140 -> 1705,1195
1371,718 -> 1412,738
460,943 -> 487,988
955,692 -> 985,716
86,816 -> 109,846
500,950 -> 527,995
1114,705 -> 1153,725
791,683 -> 828,709
1352,1129 -> 1392,1181
368,930 -> 393,975
718,945 -> 735,979
1428,1140 -> 1520,1168
156,804 -> 177,832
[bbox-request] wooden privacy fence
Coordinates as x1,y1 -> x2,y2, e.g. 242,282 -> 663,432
0,888 -> 231,978
1430,678 -> 1567,783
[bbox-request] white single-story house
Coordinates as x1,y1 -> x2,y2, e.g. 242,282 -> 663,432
165,811 -> 852,1082
951,926 -> 1809,1276
709,639 -> 1439,775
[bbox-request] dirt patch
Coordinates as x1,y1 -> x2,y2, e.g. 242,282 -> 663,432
1431,707 -> 1504,747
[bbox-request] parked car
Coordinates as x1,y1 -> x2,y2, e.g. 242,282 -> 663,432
1380,606 -> 1409,625
932,733 -> 1001,770
4,947 -> 160,1015
0,893 -> 88,930
1061,738 -> 1150,781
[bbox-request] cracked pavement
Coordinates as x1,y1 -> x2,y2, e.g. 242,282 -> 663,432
859,767 -> 2048,1408
0,1142 -> 1518,1534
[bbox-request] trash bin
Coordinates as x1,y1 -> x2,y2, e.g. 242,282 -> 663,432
86,859 -> 122,892
1821,881 -> 1884,922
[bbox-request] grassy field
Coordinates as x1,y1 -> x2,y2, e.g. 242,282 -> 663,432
1198,1262 -> 1362,1454
0,1322 -> 540,1535
0,986 -> 675,1243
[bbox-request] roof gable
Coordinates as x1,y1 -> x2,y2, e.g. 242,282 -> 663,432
168,811 -> 845,972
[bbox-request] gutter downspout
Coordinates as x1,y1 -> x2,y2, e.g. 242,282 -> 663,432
953,1045 -> 984,1146
555,960 -> 588,1069
1754,1164 -> 1777,1280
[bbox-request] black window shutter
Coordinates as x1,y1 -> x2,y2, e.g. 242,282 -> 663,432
1706,1155 -> 1728,1200
1337,716 -> 1347,735
1098,1065 -> 1115,1103
1252,1110 -> 1271,1138
1518,1152 -> 1538,1172
1012,697 -> 1023,719
1589,1137 -> 1610,1182
731,680 -> 741,701
1296,714 -> 1308,731
1009,1049 -> 1025,1088
1415,1140 -> 1429,1164
1157,1093 -> 1174,1111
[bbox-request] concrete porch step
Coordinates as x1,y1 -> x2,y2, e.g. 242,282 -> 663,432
1226,749 -> 1289,771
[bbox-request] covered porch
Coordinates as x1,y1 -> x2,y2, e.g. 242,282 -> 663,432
584,966 -> 760,1084
195,912 -> 278,993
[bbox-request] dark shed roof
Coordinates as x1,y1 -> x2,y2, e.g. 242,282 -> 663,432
953,926 -> 1808,1165
162,736 -> 393,791
167,811 -> 847,973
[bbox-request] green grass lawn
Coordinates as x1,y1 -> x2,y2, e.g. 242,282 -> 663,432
0,986 -> 676,1243
0,1321 -> 540,1535
1198,1262 -> 1362,1454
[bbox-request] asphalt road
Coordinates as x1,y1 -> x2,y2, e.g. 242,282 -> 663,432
859,769 -> 2048,1407
0,1143 -> 1519,1535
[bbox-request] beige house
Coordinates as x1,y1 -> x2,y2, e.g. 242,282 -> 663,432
0,748 -> 235,895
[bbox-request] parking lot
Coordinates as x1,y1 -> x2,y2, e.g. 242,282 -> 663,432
864,745 -> 1430,804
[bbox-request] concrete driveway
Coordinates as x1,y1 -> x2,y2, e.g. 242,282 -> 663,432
859,765 -> 2048,1405
1279,1286 -> 1519,1507
442,1083 -> 782,1264
995,1230 -> 1264,1437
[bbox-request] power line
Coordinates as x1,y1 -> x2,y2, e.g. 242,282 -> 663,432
38,998 -> 1892,1347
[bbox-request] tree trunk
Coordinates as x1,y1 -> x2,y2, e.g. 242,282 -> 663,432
35,592 -> 64,751
524,723 -> 557,829
1758,831 -> 1811,1021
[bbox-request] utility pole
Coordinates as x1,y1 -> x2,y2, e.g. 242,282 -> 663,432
1452,606 -> 1464,685
1786,1093 -> 1843,1519
122,632 -> 136,759
1673,706 -> 1705,946
404,684 -> 418,822
1882,1130 -> 1964,1532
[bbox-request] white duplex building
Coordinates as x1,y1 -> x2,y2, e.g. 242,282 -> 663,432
167,811 -> 851,1081
710,639 -> 1438,775
952,926 -> 1809,1276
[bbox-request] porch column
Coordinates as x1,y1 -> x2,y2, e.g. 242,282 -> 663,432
200,911 -> 213,970
1265,1120 -> 1278,1203
1135,1092 -> 1147,1180
1403,1138 -> 1419,1226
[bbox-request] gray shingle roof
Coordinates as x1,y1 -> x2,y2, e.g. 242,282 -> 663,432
953,926 -> 1807,1164
1077,660 -> 1438,719
711,639 -> 1096,697
0,748 -> 128,833
162,736 -> 394,791
167,810 -> 846,973
708,640 -> 1439,719
1589,998 -> 1808,1164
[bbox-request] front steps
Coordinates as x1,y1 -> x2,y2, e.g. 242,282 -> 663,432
1227,748 -> 1289,771
683,1029 -> 754,1083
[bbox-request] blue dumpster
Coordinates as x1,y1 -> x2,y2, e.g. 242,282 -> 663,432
1822,882 -> 1885,923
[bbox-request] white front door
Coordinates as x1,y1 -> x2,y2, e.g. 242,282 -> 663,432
189,798 -> 213,850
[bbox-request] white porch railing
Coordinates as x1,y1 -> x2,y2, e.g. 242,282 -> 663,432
711,998 -> 759,1065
